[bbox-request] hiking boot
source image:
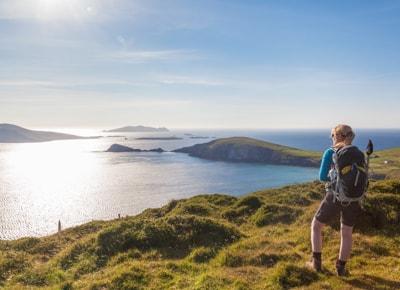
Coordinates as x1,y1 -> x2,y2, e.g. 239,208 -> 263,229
306,252 -> 322,272
336,259 -> 347,276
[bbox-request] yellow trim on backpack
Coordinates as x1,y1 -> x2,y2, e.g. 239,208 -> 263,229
341,165 -> 352,175
341,164 -> 366,175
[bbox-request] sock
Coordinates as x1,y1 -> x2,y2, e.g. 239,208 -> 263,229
336,259 -> 346,267
312,252 -> 321,260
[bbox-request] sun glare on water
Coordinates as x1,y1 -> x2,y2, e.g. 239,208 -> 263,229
4,140 -> 100,193
0,140 -> 102,236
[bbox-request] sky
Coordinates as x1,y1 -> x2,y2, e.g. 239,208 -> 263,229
0,0 -> 400,129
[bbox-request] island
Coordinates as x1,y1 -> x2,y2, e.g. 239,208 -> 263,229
135,136 -> 183,140
104,125 -> 169,133
174,136 -> 321,167
0,123 -> 96,143
189,136 -> 210,139
106,144 -> 164,153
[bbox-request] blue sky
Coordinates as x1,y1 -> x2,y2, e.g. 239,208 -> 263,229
0,0 -> 400,129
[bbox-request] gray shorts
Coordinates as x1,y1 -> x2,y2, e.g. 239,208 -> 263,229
314,191 -> 362,227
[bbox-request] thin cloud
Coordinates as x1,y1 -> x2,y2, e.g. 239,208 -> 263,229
0,80 -> 57,87
106,49 -> 201,63
158,75 -> 225,86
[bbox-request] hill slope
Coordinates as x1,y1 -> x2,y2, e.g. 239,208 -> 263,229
174,137 -> 321,167
0,124 -> 89,143
370,147 -> 400,179
1,180 -> 399,289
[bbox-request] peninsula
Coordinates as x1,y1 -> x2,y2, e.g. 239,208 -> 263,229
0,124 -> 94,143
174,137 -> 321,167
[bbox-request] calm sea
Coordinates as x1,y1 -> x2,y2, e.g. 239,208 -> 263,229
1,128 -> 399,239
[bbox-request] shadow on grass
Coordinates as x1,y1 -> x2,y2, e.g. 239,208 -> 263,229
346,274 -> 400,289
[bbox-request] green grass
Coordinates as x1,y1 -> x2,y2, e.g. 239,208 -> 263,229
1,179 -> 400,289
370,147 -> 400,179
208,137 -> 322,160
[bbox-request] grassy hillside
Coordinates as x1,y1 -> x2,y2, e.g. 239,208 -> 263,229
207,137 -> 322,159
1,180 -> 399,289
370,147 -> 400,179
174,137 -> 321,167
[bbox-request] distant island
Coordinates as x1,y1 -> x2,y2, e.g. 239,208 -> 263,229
174,137 -> 321,167
104,126 -> 169,133
135,136 -> 183,140
189,136 -> 211,139
0,124 -> 96,143
106,144 -> 164,153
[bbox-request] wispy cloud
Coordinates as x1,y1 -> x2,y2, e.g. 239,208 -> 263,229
106,49 -> 201,63
158,75 -> 225,86
0,80 -> 56,87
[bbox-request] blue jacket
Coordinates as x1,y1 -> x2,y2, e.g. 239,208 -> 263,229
319,148 -> 334,181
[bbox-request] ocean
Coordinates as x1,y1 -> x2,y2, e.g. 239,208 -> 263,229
1,128 -> 399,239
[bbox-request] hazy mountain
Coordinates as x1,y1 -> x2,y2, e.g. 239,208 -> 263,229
104,126 -> 169,133
0,124 -> 90,143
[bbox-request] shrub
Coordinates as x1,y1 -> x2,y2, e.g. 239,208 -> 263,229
0,251 -> 30,281
59,238 -> 95,270
360,194 -> 400,229
109,267 -> 149,290
235,195 -> 263,210
188,247 -> 216,263
177,203 -> 211,216
221,206 -> 250,222
165,215 -> 241,248
95,216 -> 241,260
11,237 -> 40,252
252,204 -> 302,227
203,194 -> 237,206
221,196 -> 263,222
270,264 -> 318,289
218,251 -> 244,267
249,253 -> 280,267
369,180 -> 400,194
306,190 -> 322,200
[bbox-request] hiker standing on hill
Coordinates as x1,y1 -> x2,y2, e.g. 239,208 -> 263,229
308,124 -> 368,276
